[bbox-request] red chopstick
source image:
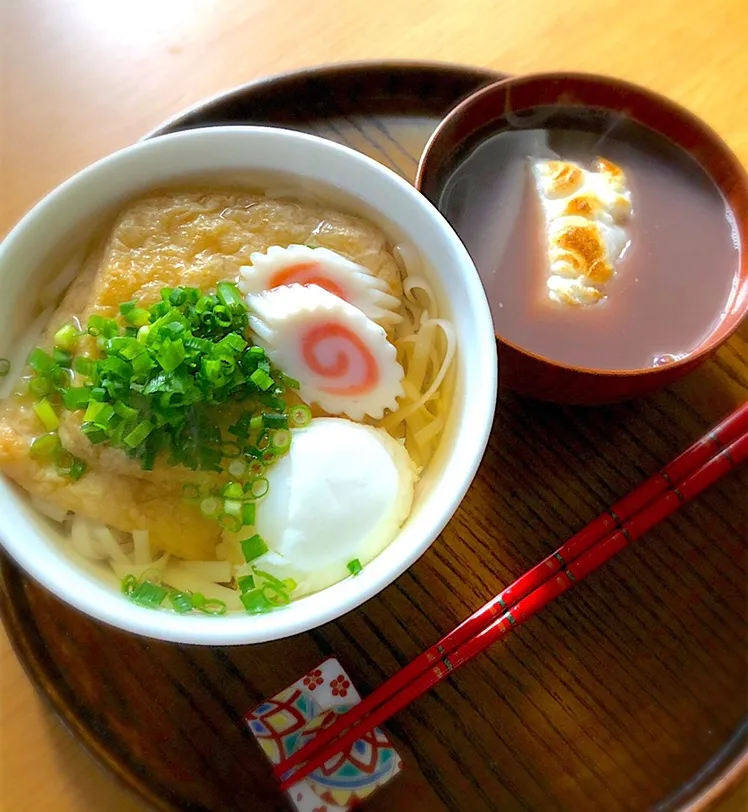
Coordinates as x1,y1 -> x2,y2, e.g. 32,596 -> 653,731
275,403 -> 748,785
279,428 -> 747,791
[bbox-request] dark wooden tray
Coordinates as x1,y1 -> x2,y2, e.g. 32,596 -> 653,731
1,61 -> 746,812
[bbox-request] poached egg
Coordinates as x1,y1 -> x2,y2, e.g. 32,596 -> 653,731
253,417 -> 417,595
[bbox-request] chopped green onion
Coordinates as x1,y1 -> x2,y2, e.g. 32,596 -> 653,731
216,281 -> 245,311
0,358 -> 10,377
260,448 -> 277,464
168,287 -> 185,306
61,386 -> 92,411
347,558 -> 363,576
221,481 -> 243,500
121,574 -> 137,596
107,336 -> 144,360
55,449 -> 87,481
228,459 -> 246,478
227,413 -> 251,439
168,591 -> 194,614
155,338 -> 186,372
241,502 -> 256,527
124,307 -> 150,327
102,356 -> 130,379
30,432 -> 61,459
247,477 -> 269,499
34,399 -> 59,431
200,497 -> 220,518
29,377 -> 53,397
221,441 -> 242,458
249,368 -> 273,391
213,305 -> 232,327
262,413 -> 288,429
54,323 -> 80,351
270,429 -> 291,455
84,400 -> 106,423
68,457 -> 87,481
218,513 -> 243,532
288,404 -> 312,428
280,374 -> 300,390
253,568 -> 287,590
73,356 -> 94,376
216,332 -> 247,353
84,401 -> 115,429
123,421 -> 153,447
223,499 -> 242,517
240,589 -> 272,614
130,580 -> 168,608
261,396 -> 290,415
25,284 -> 299,528
241,534 -> 268,562
195,295 -> 213,314
53,348 -> 73,368
131,351 -> 153,375
27,347 -> 55,375
246,460 -> 265,478
80,424 -> 107,444
282,578 -> 298,592
200,311 -> 216,329
87,314 -> 118,338
194,596 -> 227,615
113,401 -> 138,420
237,575 -> 255,593
261,583 -> 291,606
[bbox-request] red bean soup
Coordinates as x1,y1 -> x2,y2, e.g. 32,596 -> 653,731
438,108 -> 741,370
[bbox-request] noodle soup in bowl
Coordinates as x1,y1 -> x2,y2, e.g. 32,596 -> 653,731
0,127 -> 497,645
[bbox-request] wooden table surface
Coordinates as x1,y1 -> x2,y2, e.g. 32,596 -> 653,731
1,1 -> 747,810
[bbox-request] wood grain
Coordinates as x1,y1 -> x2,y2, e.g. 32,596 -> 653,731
1,1 -> 747,811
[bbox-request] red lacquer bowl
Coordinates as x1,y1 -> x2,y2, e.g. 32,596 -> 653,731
416,72 -> 748,404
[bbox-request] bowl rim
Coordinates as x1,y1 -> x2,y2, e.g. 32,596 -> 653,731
415,70 -> 748,379
0,124 -> 498,645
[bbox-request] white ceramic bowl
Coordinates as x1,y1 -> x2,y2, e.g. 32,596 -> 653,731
0,126 -> 497,644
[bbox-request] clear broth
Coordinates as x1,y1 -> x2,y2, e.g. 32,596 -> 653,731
439,109 -> 740,370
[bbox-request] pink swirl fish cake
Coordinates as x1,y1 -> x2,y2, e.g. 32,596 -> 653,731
246,284 -> 404,420
239,245 -> 403,328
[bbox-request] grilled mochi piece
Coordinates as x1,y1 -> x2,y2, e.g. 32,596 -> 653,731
532,157 -> 632,306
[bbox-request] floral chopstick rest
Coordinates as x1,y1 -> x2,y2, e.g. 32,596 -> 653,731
246,657 -> 403,811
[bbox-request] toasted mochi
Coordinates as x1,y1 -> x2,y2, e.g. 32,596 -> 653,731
0,190 -> 404,560
533,158 -> 632,306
